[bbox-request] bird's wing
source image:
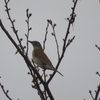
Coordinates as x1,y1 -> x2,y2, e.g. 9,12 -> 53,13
34,48 -> 64,76
34,48 -> 53,67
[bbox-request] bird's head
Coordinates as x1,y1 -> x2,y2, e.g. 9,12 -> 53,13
28,41 -> 42,49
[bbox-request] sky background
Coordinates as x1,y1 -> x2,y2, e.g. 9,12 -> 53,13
0,0 -> 100,100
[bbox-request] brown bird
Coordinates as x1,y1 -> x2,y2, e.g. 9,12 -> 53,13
28,41 -> 63,76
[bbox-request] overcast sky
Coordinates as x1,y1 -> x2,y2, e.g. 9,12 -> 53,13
0,0 -> 100,100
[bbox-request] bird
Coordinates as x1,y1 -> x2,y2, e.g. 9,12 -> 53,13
28,40 -> 63,76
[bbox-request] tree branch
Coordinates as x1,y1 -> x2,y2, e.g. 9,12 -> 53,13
0,82 -> 12,100
94,84 -> 100,100
95,44 -> 100,51
43,20 -> 49,51
48,20 -> 60,60
0,18 -> 55,100
47,0 -> 78,84
4,0 -> 24,52
0,19 -> 44,85
25,9 -> 32,56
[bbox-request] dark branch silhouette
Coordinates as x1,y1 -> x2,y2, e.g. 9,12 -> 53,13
0,0 -> 79,100
0,82 -> 12,100
47,0 -> 78,84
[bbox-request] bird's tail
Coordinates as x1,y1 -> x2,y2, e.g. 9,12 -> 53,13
47,65 -> 63,76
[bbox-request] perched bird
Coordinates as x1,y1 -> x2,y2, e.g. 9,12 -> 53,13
28,41 -> 63,76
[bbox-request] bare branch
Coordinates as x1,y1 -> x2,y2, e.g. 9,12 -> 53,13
0,82 -> 12,100
0,19 -> 44,85
47,0 -> 78,84
89,90 -> 95,100
89,84 -> 100,100
25,9 -> 32,56
89,72 -> 100,100
94,84 -> 100,100
1,0 -> 79,99
43,20 -> 49,51
95,44 -> 100,51
44,19 -> 60,59
0,18 -> 54,100
4,0 -> 24,52
65,36 -> 75,48
43,70 -> 48,100
96,72 -> 100,77
29,67 -> 45,100
50,20 -> 60,60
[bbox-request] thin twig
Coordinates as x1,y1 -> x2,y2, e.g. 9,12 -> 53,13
44,19 -> 60,59
47,19 -> 60,60
94,84 -> 100,100
0,82 -> 12,100
0,18 -> 54,100
96,72 -> 100,77
95,44 -> 100,51
66,36 -> 75,48
0,18 -> 45,99
47,0 -> 78,84
51,22 -> 60,60
25,9 -> 32,56
0,19 -> 44,85
43,70 -> 48,100
28,66 -> 45,100
89,90 -> 95,100
4,0 -> 24,52
43,20 -> 49,51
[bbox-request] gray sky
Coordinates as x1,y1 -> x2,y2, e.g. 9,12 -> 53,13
0,0 -> 100,100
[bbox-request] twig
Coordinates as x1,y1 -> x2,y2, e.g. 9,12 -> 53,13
0,19 -> 44,85
95,44 -> 100,51
62,0 -> 77,52
96,72 -> 100,77
44,19 -> 60,59
0,18 -> 54,100
0,82 -> 12,100
43,20 -> 49,51
89,84 -> 100,100
66,36 -> 75,48
47,0 -> 78,84
94,84 -> 100,100
50,20 -> 60,60
4,0 -> 24,52
29,66 -> 45,100
25,9 -> 32,56
89,90 -> 95,100
43,70 -> 48,100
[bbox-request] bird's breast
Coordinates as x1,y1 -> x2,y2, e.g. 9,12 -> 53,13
32,48 -> 54,70
32,50 -> 43,66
